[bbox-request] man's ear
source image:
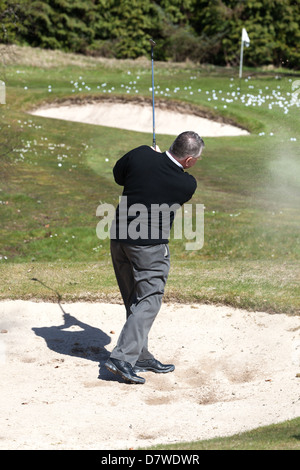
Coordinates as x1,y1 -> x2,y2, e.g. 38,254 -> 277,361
184,156 -> 193,168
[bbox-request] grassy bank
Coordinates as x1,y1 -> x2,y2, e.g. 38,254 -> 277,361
0,45 -> 299,313
144,417 -> 300,450
0,259 -> 298,314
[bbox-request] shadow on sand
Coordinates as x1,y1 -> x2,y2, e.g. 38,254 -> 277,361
31,278 -> 121,382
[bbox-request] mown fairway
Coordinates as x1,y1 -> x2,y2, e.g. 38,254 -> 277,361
0,46 -> 299,313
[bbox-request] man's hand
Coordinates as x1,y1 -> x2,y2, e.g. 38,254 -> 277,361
151,145 -> 162,153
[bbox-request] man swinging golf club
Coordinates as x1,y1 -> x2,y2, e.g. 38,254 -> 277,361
105,131 -> 204,384
105,40 -> 205,384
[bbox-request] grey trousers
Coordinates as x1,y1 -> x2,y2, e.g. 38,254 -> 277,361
110,241 -> 170,366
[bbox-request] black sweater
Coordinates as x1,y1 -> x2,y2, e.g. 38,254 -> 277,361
111,145 -> 197,245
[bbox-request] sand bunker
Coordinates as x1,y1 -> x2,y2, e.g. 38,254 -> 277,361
30,101 -> 249,137
0,300 -> 299,450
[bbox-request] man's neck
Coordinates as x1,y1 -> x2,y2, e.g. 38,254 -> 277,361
165,150 -> 183,169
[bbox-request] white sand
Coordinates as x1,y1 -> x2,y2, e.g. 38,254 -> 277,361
30,101 -> 249,137
0,300 -> 299,450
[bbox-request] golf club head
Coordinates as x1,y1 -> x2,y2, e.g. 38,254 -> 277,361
149,39 -> 156,48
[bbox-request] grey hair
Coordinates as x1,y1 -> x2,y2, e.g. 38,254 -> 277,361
169,131 -> 205,160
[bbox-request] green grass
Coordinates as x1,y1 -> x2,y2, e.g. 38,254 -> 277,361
1,259 -> 298,314
142,417 -> 300,450
0,46 -> 299,313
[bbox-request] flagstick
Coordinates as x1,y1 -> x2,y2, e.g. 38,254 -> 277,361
239,39 -> 244,79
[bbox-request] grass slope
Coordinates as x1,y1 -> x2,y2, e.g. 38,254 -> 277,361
0,45 -> 299,313
144,417 -> 300,450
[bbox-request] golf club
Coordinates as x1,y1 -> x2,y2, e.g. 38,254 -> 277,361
150,38 -> 156,148
31,277 -> 66,315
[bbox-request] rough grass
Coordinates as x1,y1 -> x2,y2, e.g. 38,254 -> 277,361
144,417 -> 300,450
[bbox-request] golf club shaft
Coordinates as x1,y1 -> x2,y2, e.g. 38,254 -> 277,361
150,40 -> 156,148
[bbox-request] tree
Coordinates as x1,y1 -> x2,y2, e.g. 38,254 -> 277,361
0,0 -> 299,68
93,0 -> 159,59
190,0 -> 300,68
0,0 -> 22,45
16,0 -> 97,52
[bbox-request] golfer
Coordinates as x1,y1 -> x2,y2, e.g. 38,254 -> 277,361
105,131 -> 204,384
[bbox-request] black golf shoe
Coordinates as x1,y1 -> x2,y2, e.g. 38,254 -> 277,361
134,358 -> 175,374
105,357 -> 145,384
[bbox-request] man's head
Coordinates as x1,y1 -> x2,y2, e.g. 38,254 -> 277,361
169,131 -> 205,169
